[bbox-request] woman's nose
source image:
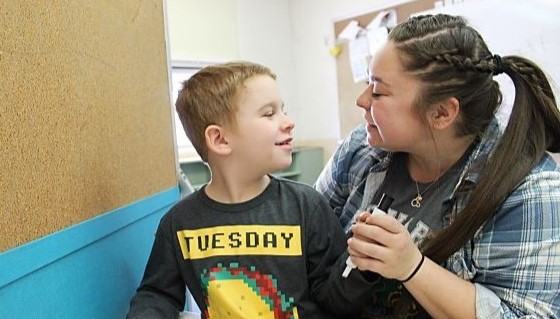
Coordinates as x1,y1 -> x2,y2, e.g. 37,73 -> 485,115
355,86 -> 372,110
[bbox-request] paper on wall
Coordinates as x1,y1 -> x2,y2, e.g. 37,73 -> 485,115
348,36 -> 370,83
365,9 -> 397,31
339,10 -> 398,83
366,9 -> 397,56
338,20 -> 362,40
366,28 -> 389,56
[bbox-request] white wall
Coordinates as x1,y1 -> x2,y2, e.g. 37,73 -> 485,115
166,0 -> 239,62
236,0 -> 298,140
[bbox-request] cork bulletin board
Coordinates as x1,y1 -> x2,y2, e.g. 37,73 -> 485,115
333,0 -> 435,138
0,1 -> 177,251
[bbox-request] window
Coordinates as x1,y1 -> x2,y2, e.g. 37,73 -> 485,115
171,61 -> 213,155
171,65 -> 199,153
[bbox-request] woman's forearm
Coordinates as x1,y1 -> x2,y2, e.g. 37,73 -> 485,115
404,257 -> 476,319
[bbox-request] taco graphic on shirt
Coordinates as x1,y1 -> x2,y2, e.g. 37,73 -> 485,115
201,263 -> 299,319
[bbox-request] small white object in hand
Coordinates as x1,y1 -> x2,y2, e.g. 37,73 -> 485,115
342,255 -> 356,278
342,205 -> 388,278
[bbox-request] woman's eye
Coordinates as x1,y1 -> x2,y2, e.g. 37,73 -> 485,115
372,92 -> 383,98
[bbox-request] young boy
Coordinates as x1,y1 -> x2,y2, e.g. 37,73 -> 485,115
126,61 -> 360,318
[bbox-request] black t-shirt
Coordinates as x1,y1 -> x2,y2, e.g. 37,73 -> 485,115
127,177 -> 361,319
359,151 -> 469,319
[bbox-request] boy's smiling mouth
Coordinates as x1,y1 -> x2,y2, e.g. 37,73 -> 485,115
275,138 -> 292,146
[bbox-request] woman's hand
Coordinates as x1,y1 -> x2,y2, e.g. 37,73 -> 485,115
347,212 -> 423,281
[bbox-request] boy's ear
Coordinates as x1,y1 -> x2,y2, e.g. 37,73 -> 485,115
205,125 -> 232,155
429,97 -> 460,130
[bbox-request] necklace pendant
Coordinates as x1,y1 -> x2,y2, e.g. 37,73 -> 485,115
411,195 -> 422,208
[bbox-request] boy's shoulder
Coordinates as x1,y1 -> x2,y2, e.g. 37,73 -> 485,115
273,175 -> 314,189
163,188 -> 204,219
271,176 -> 325,199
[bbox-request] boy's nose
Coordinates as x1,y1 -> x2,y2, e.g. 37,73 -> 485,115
285,119 -> 295,130
283,114 -> 295,130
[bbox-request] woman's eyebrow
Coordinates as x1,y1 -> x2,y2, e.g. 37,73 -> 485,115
370,75 -> 389,86
366,70 -> 389,85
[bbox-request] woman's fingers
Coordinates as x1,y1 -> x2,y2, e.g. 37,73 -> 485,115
355,211 -> 370,223
348,214 -> 421,280
364,213 -> 404,233
351,219 -> 395,247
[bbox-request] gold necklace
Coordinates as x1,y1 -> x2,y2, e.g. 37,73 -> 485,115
411,180 -> 437,208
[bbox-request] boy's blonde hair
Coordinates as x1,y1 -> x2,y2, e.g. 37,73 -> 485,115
175,61 -> 276,161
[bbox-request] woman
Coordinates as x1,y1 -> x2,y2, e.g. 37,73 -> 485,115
316,14 -> 560,318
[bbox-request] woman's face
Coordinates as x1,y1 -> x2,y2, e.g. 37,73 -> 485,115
356,41 -> 429,152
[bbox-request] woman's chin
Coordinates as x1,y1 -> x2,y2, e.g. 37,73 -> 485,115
366,129 -> 383,147
367,137 -> 381,148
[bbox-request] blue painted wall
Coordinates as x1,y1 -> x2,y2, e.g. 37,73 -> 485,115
0,187 -> 180,319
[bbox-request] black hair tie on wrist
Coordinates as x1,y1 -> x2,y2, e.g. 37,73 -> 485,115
402,254 -> 425,283
492,54 -> 505,75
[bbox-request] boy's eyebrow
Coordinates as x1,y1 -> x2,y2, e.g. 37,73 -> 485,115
258,101 -> 283,112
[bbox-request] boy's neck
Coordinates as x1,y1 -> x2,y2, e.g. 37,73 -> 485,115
204,174 -> 271,204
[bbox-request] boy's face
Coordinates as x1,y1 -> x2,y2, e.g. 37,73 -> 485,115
226,75 -> 294,174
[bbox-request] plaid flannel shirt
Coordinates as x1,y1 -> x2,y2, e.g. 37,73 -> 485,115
315,120 -> 560,318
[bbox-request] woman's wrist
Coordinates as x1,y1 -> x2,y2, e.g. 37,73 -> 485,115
401,254 -> 425,283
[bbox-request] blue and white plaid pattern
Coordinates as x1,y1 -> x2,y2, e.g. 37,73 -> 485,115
315,125 -> 392,228
315,120 -> 560,318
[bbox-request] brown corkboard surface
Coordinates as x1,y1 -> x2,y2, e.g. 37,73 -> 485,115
0,1 -> 176,252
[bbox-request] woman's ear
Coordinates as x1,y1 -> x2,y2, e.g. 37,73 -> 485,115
429,97 -> 460,130
205,125 -> 232,156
